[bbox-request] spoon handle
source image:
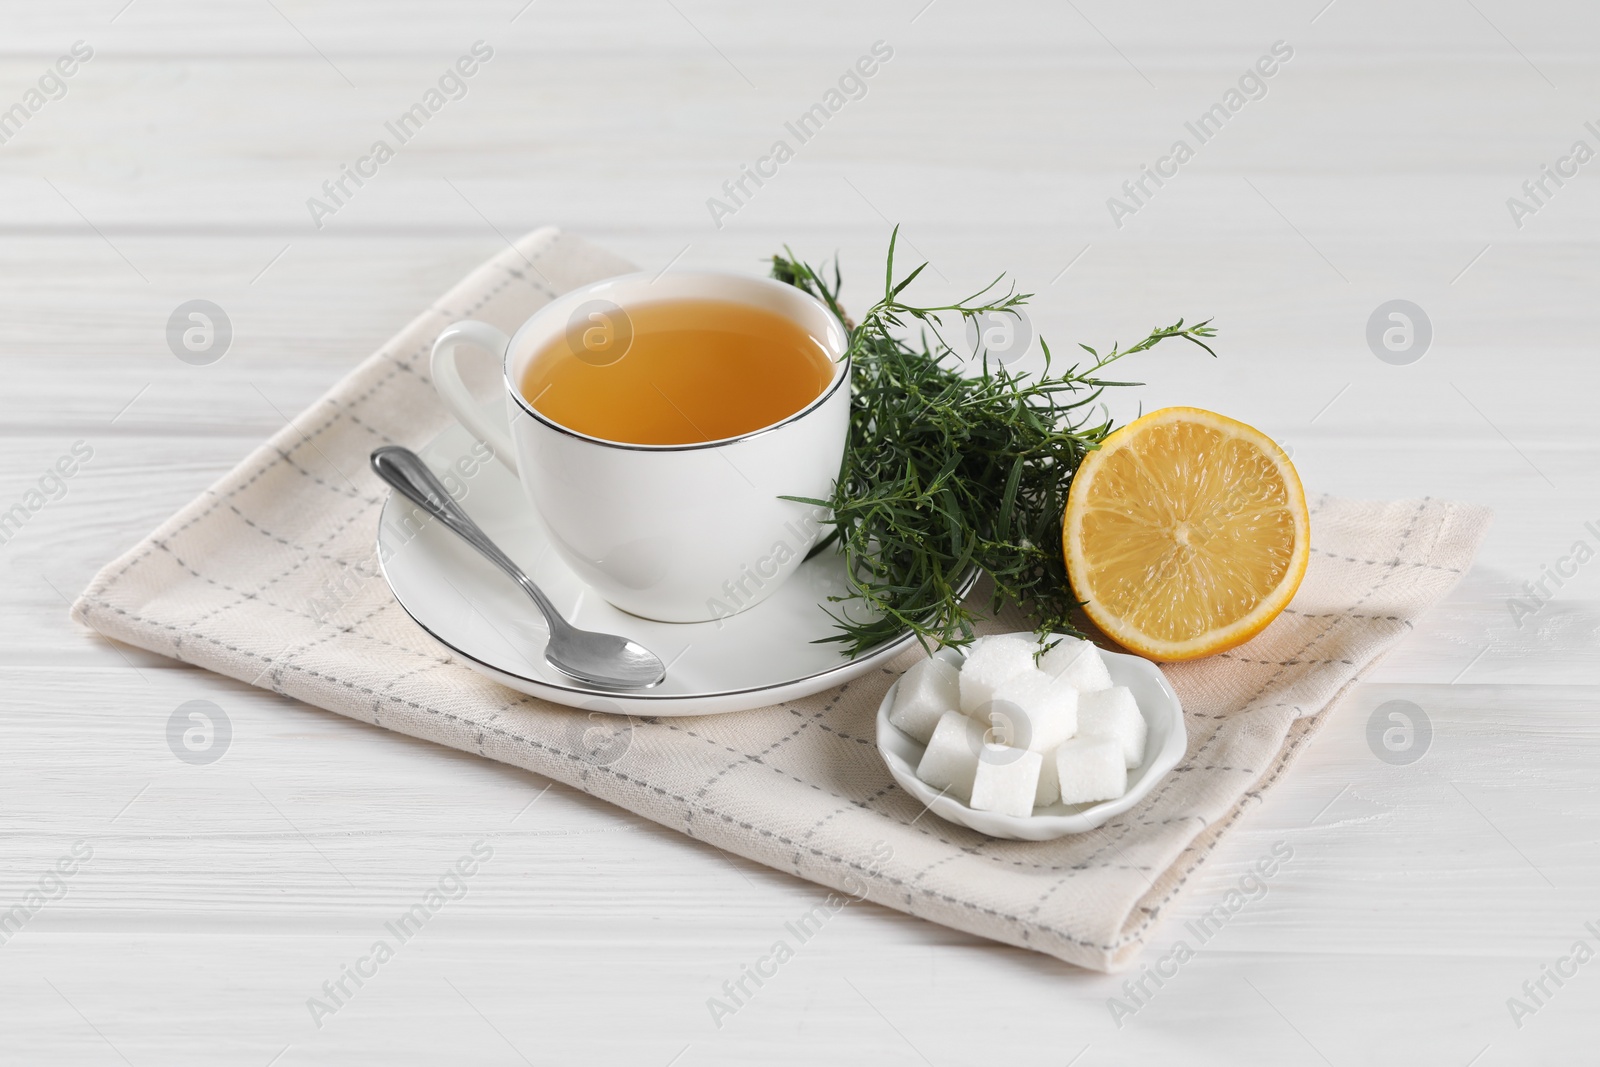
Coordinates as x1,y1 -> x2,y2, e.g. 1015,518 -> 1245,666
369,446 -> 565,630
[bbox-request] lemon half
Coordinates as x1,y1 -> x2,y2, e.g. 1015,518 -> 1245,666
1063,407 -> 1309,662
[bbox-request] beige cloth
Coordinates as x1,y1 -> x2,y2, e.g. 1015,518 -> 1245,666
72,228 -> 1491,971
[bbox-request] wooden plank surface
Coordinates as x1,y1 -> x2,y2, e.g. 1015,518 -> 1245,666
2,1 -> 1597,1063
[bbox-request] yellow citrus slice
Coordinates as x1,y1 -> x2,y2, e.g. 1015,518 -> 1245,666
1062,407 -> 1309,661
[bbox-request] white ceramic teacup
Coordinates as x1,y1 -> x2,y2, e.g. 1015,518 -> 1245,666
429,271 -> 850,624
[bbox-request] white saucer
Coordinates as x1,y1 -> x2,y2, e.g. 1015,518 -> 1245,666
875,636 -> 1187,840
376,424 -> 960,715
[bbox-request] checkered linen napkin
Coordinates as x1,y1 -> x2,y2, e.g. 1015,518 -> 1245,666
71,228 -> 1492,971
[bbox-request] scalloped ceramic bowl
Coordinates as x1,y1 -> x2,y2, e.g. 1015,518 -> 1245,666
876,633 -> 1186,841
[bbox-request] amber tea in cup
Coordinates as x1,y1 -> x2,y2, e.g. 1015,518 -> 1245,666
517,298 -> 835,446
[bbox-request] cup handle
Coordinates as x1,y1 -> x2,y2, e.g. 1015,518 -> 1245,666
430,320 -> 518,474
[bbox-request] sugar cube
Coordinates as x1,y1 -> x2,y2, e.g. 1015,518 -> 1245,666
1078,686 -> 1147,768
1054,736 -> 1127,805
889,657 -> 960,744
1036,636 -> 1088,676
915,711 -> 985,802
1041,639 -> 1112,693
979,668 -> 1078,753
1034,750 -> 1061,807
958,635 -> 1037,714
969,745 -> 1043,818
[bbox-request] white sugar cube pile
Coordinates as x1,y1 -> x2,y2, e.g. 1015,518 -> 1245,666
889,633 -> 1150,817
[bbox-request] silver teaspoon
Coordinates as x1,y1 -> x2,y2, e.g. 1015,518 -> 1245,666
370,446 -> 666,690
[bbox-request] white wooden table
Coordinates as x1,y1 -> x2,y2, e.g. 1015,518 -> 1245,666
4,2 -> 1597,1063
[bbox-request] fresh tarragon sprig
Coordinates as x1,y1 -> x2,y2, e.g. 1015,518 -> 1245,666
774,227 -> 1216,656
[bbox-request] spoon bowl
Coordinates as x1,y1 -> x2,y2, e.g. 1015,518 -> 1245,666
546,629 -> 667,690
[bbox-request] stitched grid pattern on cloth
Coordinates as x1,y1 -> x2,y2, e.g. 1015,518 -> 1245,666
70,228 -> 1493,971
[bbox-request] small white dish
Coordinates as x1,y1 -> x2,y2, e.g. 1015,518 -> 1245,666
377,423 -> 973,715
876,635 -> 1186,840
